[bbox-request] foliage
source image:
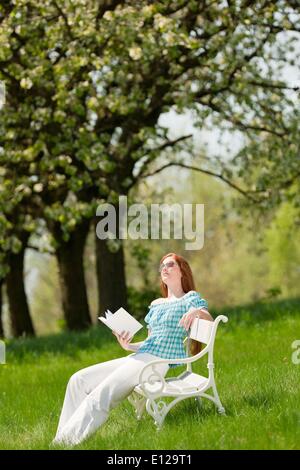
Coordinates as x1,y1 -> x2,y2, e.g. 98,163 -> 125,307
127,285 -> 160,321
264,202 -> 300,297
0,0 -> 299,265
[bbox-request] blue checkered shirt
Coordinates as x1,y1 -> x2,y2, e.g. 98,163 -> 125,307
137,290 -> 208,368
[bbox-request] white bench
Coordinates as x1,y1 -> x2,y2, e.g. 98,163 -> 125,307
128,315 -> 228,429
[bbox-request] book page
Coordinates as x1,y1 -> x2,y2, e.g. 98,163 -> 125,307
98,307 -> 143,337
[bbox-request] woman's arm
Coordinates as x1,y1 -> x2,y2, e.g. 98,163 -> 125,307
196,307 -> 213,322
113,328 -> 151,352
125,341 -> 144,352
179,307 -> 213,331
127,327 -> 152,351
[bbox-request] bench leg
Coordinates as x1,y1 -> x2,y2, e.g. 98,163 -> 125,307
211,382 -> 226,415
128,392 -> 146,420
146,398 -> 168,429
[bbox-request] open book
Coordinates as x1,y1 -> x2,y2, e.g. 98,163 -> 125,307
98,307 -> 143,337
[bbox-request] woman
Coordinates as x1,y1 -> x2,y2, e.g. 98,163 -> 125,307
52,252 -> 213,446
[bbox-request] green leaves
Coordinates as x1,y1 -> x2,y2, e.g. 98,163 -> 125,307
0,0 -> 299,266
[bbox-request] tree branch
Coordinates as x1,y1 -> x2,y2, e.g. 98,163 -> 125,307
246,80 -> 299,92
52,0 -> 75,40
95,0 -> 127,28
140,161 -> 259,202
144,134 -> 193,155
27,244 -> 55,255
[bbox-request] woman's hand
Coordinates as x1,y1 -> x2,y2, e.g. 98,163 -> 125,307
179,307 -> 212,331
112,330 -> 133,351
179,307 -> 199,331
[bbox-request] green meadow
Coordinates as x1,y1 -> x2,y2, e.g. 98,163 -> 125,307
0,298 -> 299,450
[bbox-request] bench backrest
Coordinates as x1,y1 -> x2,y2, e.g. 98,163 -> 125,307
189,318 -> 214,344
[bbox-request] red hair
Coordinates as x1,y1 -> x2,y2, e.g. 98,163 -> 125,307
159,252 -> 201,356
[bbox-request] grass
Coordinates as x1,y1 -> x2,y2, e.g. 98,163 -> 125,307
0,297 -> 299,450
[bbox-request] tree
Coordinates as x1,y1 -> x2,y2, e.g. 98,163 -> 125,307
0,0 -> 299,335
264,202 -> 300,297
6,232 -> 35,336
228,114 -> 300,217
0,198 -> 36,336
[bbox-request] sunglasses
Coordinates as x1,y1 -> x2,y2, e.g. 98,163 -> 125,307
158,260 -> 178,273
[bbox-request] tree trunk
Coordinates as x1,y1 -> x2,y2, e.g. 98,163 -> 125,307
94,216 -> 128,315
6,246 -> 35,337
0,279 -> 4,338
55,219 -> 92,330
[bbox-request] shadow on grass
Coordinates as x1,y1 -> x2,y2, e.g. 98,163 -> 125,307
5,296 -> 300,361
5,324 -> 134,361
215,297 -> 300,330
242,390 -> 277,410
159,397 -> 227,427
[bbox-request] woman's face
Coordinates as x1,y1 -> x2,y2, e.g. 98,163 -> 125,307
159,256 -> 182,285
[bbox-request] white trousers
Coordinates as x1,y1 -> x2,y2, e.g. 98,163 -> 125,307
52,352 -> 169,446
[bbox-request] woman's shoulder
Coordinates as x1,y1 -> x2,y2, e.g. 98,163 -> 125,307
184,290 -> 208,307
150,297 -> 167,306
184,290 -> 207,303
184,290 -> 199,298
